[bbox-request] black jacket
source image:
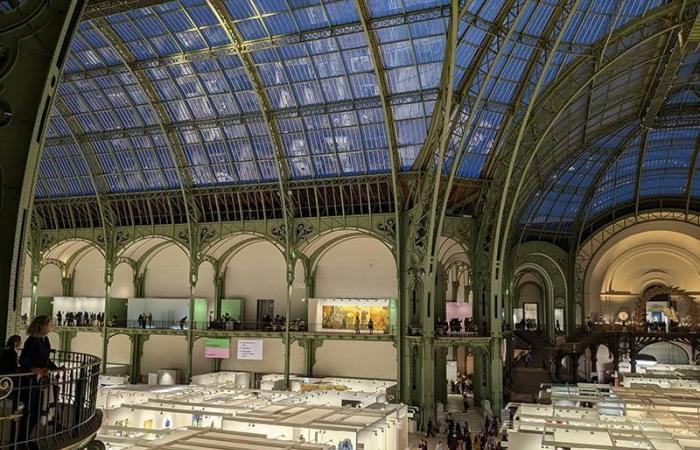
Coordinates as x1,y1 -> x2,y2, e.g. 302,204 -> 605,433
19,336 -> 57,372
0,347 -> 18,374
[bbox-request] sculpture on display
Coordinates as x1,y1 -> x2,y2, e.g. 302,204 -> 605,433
337,438 -> 353,450
632,285 -> 699,330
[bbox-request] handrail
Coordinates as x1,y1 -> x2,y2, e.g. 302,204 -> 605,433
0,350 -> 102,450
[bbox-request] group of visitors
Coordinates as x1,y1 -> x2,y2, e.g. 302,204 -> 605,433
136,313 -> 153,329
353,314 -> 374,334
421,413 -> 506,450
0,315 -> 63,443
56,311 -> 104,327
435,317 -> 487,336
516,317 -> 538,331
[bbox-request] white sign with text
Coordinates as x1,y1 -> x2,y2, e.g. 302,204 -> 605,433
236,339 -> 263,360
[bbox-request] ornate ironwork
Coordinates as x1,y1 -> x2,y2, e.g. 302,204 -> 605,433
376,218 -> 396,240
0,377 -> 13,400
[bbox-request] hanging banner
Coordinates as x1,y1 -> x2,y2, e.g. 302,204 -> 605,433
237,339 -> 263,360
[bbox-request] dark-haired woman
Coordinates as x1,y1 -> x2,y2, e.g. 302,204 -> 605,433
18,315 -> 58,441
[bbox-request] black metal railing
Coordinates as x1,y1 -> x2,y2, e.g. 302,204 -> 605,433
0,351 -> 102,450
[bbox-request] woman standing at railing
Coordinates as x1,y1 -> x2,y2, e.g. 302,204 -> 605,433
18,315 -> 59,441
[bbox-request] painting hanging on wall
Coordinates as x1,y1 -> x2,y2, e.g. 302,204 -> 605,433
321,305 -> 389,331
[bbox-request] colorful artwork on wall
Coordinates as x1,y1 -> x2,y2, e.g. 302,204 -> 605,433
321,305 -> 389,331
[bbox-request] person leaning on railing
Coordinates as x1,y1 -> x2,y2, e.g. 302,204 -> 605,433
18,315 -> 62,440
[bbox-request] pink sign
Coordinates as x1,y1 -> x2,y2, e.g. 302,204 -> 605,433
205,347 -> 230,358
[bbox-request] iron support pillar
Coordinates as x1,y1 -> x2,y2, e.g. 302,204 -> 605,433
283,257 -> 295,389
186,280 -> 196,382
129,334 -> 148,384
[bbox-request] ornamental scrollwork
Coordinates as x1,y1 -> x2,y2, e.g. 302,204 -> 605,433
0,377 -> 13,400
376,218 -> 396,240
97,230 -> 130,247
295,223 -> 313,241
271,224 -> 286,241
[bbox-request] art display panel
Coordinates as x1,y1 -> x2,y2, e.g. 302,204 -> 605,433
321,305 -> 389,331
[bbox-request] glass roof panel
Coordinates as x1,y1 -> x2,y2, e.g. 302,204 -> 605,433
639,128 -> 697,197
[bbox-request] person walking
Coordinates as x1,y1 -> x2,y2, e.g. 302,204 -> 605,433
147,313 -> 153,328
354,314 -> 361,335
367,318 -> 374,334
426,418 -> 436,438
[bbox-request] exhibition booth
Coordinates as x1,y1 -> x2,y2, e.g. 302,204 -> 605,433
306,298 -> 397,334
96,372 -> 406,450
99,427 -> 333,450
222,403 -> 407,450
126,298 -> 210,329
259,374 -> 397,397
507,400 -> 700,450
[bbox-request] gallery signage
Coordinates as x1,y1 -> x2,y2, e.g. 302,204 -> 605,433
237,339 -> 263,360
204,338 -> 230,359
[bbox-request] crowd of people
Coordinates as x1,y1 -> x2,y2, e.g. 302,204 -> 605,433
435,317 -> 487,336
418,412 -> 506,450
55,311 -> 105,327
136,313 -> 154,329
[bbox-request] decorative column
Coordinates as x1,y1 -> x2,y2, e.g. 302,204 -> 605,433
58,329 -> 77,353
129,334 -> 148,384
213,272 -> 225,319
185,270 -> 197,382
283,254 -> 296,387
133,271 -> 145,298
61,273 -> 74,297
101,261 -> 114,374
303,269 -> 315,320
298,337 -> 323,377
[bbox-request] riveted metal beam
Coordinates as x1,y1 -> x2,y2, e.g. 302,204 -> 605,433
685,135 -> 700,215
412,0 -> 520,170
633,129 -> 651,216
641,10 -> 699,128
93,17 -> 198,228
206,0 -> 297,387
492,11 -> 688,263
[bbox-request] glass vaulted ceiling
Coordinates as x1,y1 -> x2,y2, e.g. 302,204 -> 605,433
37,0 -> 675,206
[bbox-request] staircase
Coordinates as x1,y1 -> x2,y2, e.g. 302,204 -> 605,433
511,331 -> 554,402
444,394 -> 484,433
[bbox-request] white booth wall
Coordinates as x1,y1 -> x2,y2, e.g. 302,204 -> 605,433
53,297 -> 105,314
314,341 -> 396,380
219,338 -> 304,375
314,237 -> 397,298
72,248 -> 106,297
127,298 -> 189,324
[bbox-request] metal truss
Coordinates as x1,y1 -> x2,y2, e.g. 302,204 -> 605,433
31,173 -> 481,230
47,88 -> 439,147
479,1 -> 692,270
94,17 -> 200,234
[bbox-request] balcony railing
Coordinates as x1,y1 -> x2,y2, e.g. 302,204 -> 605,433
0,351 -> 102,450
